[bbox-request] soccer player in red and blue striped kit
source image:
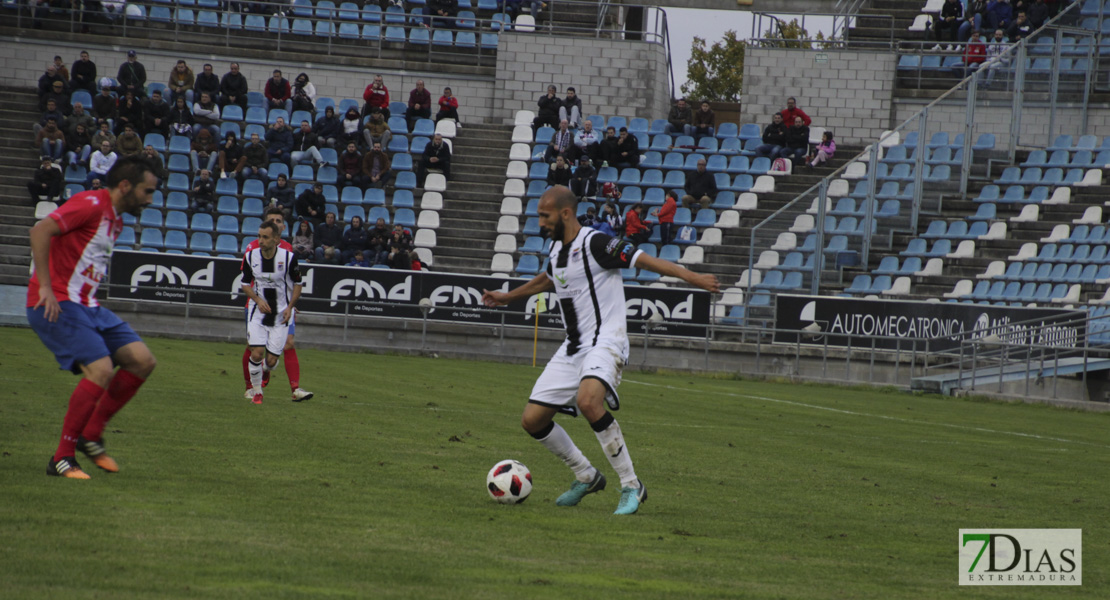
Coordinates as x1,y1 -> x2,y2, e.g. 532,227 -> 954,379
27,156 -> 159,479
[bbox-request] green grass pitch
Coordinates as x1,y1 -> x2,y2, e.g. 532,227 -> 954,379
0,326 -> 1107,599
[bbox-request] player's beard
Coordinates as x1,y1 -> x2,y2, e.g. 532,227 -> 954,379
549,219 -> 565,242
122,188 -> 145,217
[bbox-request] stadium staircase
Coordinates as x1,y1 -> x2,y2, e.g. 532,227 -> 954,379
0,87 -> 39,287
850,0 -> 923,49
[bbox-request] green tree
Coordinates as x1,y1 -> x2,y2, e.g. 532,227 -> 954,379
680,30 -> 745,103
759,18 -> 812,49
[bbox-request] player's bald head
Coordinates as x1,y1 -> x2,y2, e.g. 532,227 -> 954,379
542,185 -> 577,212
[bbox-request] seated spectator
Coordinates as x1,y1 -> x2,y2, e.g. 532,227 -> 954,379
292,73 -> 316,113
297,183 -> 327,229
217,131 -> 245,179
264,69 -> 292,113
1005,11 -> 1032,41
292,220 -> 315,261
102,0 -> 126,22
313,105 -> 342,149
51,56 -> 69,82
142,145 -> 168,181
363,141 -> 393,189
363,110 -> 392,150
664,97 -> 692,136
578,205 -> 599,228
346,250 -> 372,268
189,169 -> 216,215
388,225 -> 414,269
367,217 -> 391,265
91,122 -> 116,151
611,127 -> 640,167
341,216 -> 369,264
544,119 -> 573,163
436,87 -> 460,123
219,62 -> 249,110
341,107 -> 364,148
339,142 -> 367,189
780,97 -> 812,128
36,117 -> 66,162
168,60 -> 195,105
807,130 -> 836,169
560,87 -> 582,129
423,0 -> 459,27
193,63 -> 221,105
28,157 -> 62,204
362,74 -> 391,119
291,120 -> 324,166
1027,0 -> 1048,27
650,192 -> 677,245
64,123 -> 93,167
114,91 -> 143,135
755,113 -> 787,159
267,174 -> 296,222
38,65 -> 66,108
35,99 -> 64,138
982,29 -> 1012,88
501,1 -> 544,21
986,0 -> 1013,33
314,212 -> 343,264
92,83 -> 118,129
44,80 -> 72,117
241,132 -> 269,184
690,101 -> 715,139
779,116 -> 810,166
169,96 -> 195,139
64,103 -> 96,139
406,80 -> 432,130
533,85 -> 562,130
142,90 -> 171,138
191,128 -> 218,174
933,0 -> 964,44
596,201 -> 624,238
599,126 -> 619,166
192,92 -> 221,139
625,203 -> 651,245
569,155 -> 598,198
682,158 -> 717,211
70,51 -> 98,95
963,30 -> 987,77
546,155 -> 572,187
959,0 -> 989,42
409,250 -> 425,271
417,133 -> 452,186
116,124 -> 143,158
266,117 -> 294,166
573,120 -> 602,165
88,141 -> 118,184
116,50 -> 147,98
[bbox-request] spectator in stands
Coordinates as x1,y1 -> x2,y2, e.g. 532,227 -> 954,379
424,0 -> 459,28
64,123 -> 93,167
933,0 -> 964,45
168,60 -> 195,105
292,220 -> 315,261
600,126 -> 619,165
102,0 -> 125,23
191,128 -> 218,174
755,113 -> 787,159
570,155 -> 598,198
36,117 -> 65,162
625,203 -> 651,244
573,120 -> 603,166
597,201 -> 624,238
266,117 -> 294,166
560,87 -> 583,129
578,205 -> 599,228
346,251 -> 371,268
314,105 -> 342,149
292,73 -> 316,113
388,225 -> 414,269
52,56 -> 69,82
297,183 -> 327,229
38,65 -> 66,107
64,103 -> 96,139
986,0 -> 1013,33
265,69 -> 292,113
115,90 -> 143,135
91,122 -> 116,151
339,142 -> 367,190
682,158 -> 717,211
502,1 -> 545,21
143,145 -> 168,181
43,81 -> 72,117
241,132 -> 269,184
665,97 -> 692,136
88,178 -> 104,192
780,115 -> 810,166
341,107 -> 364,148
1005,11 -> 1032,41
409,251 -> 425,271
218,131 -> 245,179
959,0 -> 989,42
92,82 -> 118,129
314,212 -> 343,264
88,140 -> 117,184
407,80 -> 432,129
219,62 -> 249,110
691,101 -> 715,139
192,92 -> 220,139
368,218 -> 391,265
363,110 -> 392,150
982,29 -> 1012,88
291,120 -> 324,167
612,127 -> 640,167
362,74 -> 391,119
341,216 -> 369,264
70,51 -> 97,95
780,97 -> 812,128
34,99 -> 64,139
651,192 -> 677,245
1027,0 -> 1049,27
963,30 -> 987,77
363,141 -> 393,189
436,87 -> 460,123
547,155 -> 572,187
544,119 -> 574,163
169,96 -> 195,139
28,157 -> 62,204
417,132 -> 452,186
533,85 -> 562,130
194,63 -> 221,104
142,90 -> 171,138
267,174 -> 297,222
189,169 -> 216,215
116,50 -> 147,97
807,130 -> 836,169
116,124 -> 143,158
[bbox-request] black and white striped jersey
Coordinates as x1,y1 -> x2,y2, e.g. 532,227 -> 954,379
545,228 -> 644,356
242,247 -> 301,327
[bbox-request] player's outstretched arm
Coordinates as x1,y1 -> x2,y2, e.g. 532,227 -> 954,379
482,273 -> 555,307
29,217 -> 63,322
634,253 -> 720,293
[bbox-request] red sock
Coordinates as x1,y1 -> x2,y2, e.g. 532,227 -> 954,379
242,347 -> 252,390
81,370 -> 146,443
284,348 -> 300,391
54,379 -> 104,461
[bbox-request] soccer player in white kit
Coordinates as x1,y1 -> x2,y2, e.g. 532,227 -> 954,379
241,221 -> 303,405
482,186 -> 719,514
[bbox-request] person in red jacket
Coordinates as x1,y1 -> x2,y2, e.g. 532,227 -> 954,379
651,192 -> 677,244
362,74 -> 390,119
436,86 -> 460,123
625,203 -> 650,245
264,69 -> 291,113
780,97 -> 811,128
963,30 -> 987,77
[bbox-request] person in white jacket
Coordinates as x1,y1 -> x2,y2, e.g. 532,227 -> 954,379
87,141 -> 117,186
981,29 -> 1012,89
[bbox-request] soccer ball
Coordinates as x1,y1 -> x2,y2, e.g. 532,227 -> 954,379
486,460 -> 532,504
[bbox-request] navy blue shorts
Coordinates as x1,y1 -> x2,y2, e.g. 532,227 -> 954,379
243,307 -> 295,335
28,302 -> 142,374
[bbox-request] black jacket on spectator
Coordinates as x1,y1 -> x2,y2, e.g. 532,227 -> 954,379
220,72 -> 249,101
30,166 -> 62,197
570,163 -> 596,189
546,164 -> 572,187
294,129 -> 320,151
192,177 -> 216,203
117,97 -> 144,132
314,114 -> 342,140
613,134 -> 639,165
784,124 -> 810,150
939,0 -> 963,20
314,221 -> 343,248
92,93 -> 118,122
43,91 -> 72,116
71,60 -> 97,91
762,123 -> 787,146
685,170 -> 719,199
296,189 -> 326,222
537,94 -> 562,120
422,140 -> 452,171
38,72 -> 66,99
341,226 -> 369,253
268,183 -> 296,212
194,72 -> 221,98
668,104 -> 692,129
563,94 -> 583,117
1006,19 -> 1033,41
117,61 -> 147,93
143,99 -> 171,135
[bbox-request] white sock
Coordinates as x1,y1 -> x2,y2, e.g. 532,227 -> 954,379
534,422 -> 596,483
248,358 -> 263,389
591,413 -> 638,489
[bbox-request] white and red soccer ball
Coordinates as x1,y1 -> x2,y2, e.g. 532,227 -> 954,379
486,460 -> 532,504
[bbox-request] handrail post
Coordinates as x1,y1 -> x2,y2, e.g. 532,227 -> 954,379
1047,28 -> 1063,147
1008,43 -> 1026,164
912,107 -> 928,232
960,69 -> 977,199
811,178 -> 827,294
861,134 -> 880,266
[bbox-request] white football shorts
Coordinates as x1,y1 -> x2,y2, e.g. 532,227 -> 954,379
247,315 -> 289,356
529,339 -> 628,416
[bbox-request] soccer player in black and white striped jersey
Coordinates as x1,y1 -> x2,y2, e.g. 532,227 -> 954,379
241,221 -> 302,405
482,186 -> 719,514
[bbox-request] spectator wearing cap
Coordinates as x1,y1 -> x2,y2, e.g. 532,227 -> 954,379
578,205 -> 599,228
560,87 -> 583,129
70,51 -> 98,95
665,98 -> 692,136
569,155 -> 598,199
436,87 -> 460,123
117,50 -> 147,97
682,158 -> 717,212
532,85 -> 562,130
264,69 -> 292,113
690,101 -> 715,139
407,80 -> 432,129
28,157 -> 62,204
780,96 -> 812,127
